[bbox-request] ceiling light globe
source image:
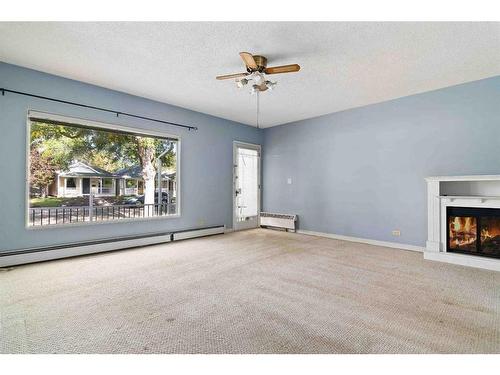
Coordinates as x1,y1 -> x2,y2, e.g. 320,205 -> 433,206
236,78 -> 248,88
266,81 -> 277,90
253,73 -> 264,85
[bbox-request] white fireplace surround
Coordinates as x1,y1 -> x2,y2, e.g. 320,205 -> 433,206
425,175 -> 500,272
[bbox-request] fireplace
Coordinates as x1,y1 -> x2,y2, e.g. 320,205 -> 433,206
447,207 -> 500,259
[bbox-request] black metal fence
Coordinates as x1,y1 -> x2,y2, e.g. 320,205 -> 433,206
29,203 -> 176,226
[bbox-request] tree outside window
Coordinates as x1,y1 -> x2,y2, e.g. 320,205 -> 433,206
29,118 -> 178,226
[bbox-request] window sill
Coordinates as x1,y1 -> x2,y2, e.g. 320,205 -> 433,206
26,213 -> 181,230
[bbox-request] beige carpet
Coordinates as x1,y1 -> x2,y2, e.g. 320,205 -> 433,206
0,229 -> 499,354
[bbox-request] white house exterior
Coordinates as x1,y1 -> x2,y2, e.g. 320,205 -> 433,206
50,162 -> 117,197
116,165 -> 176,198
48,161 -> 176,198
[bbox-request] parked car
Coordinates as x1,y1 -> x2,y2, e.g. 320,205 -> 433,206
124,192 -> 169,205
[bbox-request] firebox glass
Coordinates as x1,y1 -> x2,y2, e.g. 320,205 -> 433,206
448,216 -> 477,251
480,217 -> 500,255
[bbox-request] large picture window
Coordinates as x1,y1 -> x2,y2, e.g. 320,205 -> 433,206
28,113 -> 179,227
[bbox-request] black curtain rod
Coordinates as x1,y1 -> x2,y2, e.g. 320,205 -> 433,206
0,87 -> 198,131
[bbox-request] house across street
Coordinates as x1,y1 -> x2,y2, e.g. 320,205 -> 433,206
29,161 -> 177,226
48,161 -> 176,198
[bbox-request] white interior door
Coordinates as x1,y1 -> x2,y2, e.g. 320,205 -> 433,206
233,142 -> 261,231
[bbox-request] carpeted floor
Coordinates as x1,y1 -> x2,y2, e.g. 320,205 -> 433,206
1,229 -> 499,354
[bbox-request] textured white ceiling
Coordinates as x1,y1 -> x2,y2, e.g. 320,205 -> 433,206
0,22 -> 499,127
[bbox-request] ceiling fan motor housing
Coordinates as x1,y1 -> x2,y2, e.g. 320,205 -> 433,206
251,55 -> 268,72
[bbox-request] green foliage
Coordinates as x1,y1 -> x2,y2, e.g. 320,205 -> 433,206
30,121 -> 176,173
30,148 -> 57,196
30,197 -> 64,207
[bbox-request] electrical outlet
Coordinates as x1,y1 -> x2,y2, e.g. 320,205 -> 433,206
287,178 -> 292,185
392,230 -> 401,237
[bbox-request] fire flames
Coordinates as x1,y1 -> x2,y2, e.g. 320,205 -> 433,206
449,216 -> 477,249
449,214 -> 500,256
481,228 -> 493,242
480,218 -> 500,243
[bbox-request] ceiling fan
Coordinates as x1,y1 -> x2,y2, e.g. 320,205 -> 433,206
216,52 -> 300,93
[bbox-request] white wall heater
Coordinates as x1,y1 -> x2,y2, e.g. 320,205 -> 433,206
0,225 -> 226,267
172,225 -> 226,241
260,212 -> 297,232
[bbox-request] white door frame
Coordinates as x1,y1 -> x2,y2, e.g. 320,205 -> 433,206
233,141 -> 261,231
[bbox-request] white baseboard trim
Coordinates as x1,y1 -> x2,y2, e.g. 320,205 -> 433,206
1,225 -> 227,267
424,251 -> 500,272
0,233 -> 173,268
296,229 -> 424,252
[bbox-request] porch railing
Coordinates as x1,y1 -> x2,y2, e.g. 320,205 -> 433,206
91,187 -> 114,195
28,203 -> 176,227
124,187 -> 138,195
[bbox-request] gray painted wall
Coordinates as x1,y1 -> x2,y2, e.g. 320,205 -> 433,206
263,76 -> 500,247
2,61 -> 498,252
0,62 -> 262,252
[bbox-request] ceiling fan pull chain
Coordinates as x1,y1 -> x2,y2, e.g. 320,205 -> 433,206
256,90 -> 260,129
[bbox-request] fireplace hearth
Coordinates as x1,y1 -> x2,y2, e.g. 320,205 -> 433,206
447,207 -> 500,259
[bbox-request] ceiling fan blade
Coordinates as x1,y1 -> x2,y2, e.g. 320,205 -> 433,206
239,52 -> 258,70
264,64 -> 301,75
216,72 -> 249,80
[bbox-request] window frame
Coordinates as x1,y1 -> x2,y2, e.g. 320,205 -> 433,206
26,110 -> 181,229
65,177 -> 77,189
102,178 -> 113,187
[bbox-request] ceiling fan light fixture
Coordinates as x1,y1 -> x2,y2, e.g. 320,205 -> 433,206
236,78 -> 248,88
217,52 -> 300,96
253,72 -> 265,85
266,81 -> 277,90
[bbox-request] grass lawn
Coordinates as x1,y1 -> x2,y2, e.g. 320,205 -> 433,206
30,197 -> 65,207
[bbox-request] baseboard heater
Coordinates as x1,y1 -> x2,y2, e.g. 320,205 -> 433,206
260,212 -> 297,232
0,225 -> 225,267
172,225 -> 226,241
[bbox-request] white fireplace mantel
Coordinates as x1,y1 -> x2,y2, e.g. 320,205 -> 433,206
425,175 -> 500,272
